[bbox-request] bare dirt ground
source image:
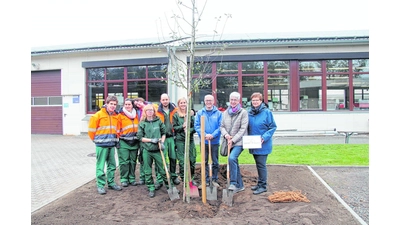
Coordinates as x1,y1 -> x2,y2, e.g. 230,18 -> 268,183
31,164 -> 364,225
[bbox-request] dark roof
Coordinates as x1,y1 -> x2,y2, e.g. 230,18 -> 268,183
31,30 -> 369,56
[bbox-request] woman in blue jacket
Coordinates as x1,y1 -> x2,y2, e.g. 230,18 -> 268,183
247,92 -> 277,195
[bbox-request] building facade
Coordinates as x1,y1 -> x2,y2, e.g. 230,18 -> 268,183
31,30 -> 369,135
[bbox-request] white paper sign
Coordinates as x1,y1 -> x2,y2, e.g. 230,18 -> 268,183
242,135 -> 262,149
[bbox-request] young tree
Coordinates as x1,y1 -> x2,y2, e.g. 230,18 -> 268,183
159,0 -> 231,203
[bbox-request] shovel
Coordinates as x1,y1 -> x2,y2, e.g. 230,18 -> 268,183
188,157 -> 199,198
222,141 -> 234,206
159,142 -> 180,201
206,143 -> 218,200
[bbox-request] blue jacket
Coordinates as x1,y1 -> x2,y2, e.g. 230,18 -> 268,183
247,103 -> 277,155
194,105 -> 223,145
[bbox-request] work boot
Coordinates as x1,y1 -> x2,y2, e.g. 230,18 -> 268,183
251,185 -> 259,191
173,177 -> 181,185
155,183 -> 163,190
228,184 -> 239,192
121,182 -> 128,187
197,181 -> 210,190
211,180 -> 220,187
233,187 -> 245,194
108,184 -> 122,191
97,187 -> 106,195
149,190 -> 155,198
253,187 -> 267,195
138,180 -> 145,185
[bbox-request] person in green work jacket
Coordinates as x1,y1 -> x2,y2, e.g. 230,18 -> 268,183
136,104 -> 169,198
155,93 -> 180,187
172,97 -> 197,185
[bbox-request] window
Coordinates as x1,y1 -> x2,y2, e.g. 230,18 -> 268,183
300,75 -> 322,110
148,80 -> 167,102
127,81 -> 146,100
268,61 -> 289,74
106,67 -> 124,80
299,61 -> 322,73
326,74 -> 349,110
217,62 -> 238,75
86,65 -> 167,113
192,77 -> 212,111
148,65 -> 167,79
327,60 -> 349,73
127,66 -> 146,79
87,82 -> 104,111
352,59 -> 369,110
107,82 -> 124,110
242,75 -> 264,110
353,59 -> 369,72
353,74 -> 369,110
268,75 -> 290,111
85,58 -> 369,113
31,96 -> 62,106
242,61 -> 264,74
216,76 -> 239,110
193,62 -> 212,75
88,68 -> 105,81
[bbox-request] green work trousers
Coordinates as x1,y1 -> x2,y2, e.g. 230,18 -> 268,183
138,148 -> 145,182
117,140 -> 139,183
95,146 -> 117,188
142,149 -> 168,191
175,141 -> 196,179
156,137 -> 177,182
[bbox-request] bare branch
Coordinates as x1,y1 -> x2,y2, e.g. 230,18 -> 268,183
156,0 -> 230,203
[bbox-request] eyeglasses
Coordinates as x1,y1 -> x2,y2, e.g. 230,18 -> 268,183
204,100 -> 213,102
146,109 -> 154,112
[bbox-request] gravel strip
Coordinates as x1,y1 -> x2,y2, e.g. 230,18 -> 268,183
312,166 -> 369,224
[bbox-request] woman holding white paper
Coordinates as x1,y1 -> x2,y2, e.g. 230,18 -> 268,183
220,92 -> 249,194
247,92 -> 277,195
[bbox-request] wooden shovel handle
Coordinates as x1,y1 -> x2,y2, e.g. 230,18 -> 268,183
159,142 -> 170,180
227,141 -> 231,180
208,142 -> 212,177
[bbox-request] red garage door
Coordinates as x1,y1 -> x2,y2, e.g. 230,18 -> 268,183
31,70 -> 63,134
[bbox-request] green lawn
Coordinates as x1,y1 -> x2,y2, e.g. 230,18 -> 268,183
194,144 -> 369,166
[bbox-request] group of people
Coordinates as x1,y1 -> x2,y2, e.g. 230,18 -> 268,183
88,91 -> 277,198
194,92 -> 277,195
88,94 -> 196,197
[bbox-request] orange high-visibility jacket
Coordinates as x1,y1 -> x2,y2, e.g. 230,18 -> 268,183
118,110 -> 139,147
156,103 -> 178,137
88,107 -> 119,147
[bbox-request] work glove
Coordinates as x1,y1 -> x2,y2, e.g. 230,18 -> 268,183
150,138 -> 159,144
132,132 -> 138,140
160,142 -> 165,151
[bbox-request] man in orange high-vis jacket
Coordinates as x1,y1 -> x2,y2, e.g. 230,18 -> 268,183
155,93 -> 180,188
88,95 -> 122,195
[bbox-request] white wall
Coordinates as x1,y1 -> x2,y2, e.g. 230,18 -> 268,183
273,112 -> 369,132
80,112 -> 369,134
31,43 -> 369,135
